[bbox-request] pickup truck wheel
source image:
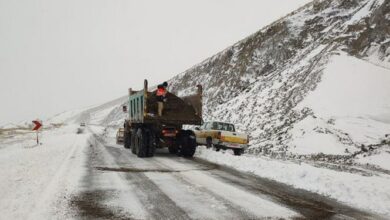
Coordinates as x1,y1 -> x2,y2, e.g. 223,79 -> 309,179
206,137 -> 213,149
233,149 -> 243,156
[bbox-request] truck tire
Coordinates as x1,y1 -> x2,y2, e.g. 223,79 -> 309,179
124,131 -> 131,149
146,129 -> 155,157
136,128 -> 148,158
131,129 -> 137,154
168,145 -> 178,154
233,149 -> 243,156
180,130 -> 197,158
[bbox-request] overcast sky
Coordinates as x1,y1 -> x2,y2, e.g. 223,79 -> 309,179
0,0 -> 311,125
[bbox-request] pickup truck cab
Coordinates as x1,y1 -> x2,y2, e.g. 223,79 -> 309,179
194,121 -> 249,155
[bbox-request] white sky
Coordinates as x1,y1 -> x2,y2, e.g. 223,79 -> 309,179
0,0 -> 311,125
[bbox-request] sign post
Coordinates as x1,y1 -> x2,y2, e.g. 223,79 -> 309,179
32,120 -> 42,144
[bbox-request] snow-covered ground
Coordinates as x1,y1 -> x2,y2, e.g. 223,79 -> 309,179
0,125 -> 90,219
290,53 -> 390,156
195,146 -> 390,217
356,147 -> 390,171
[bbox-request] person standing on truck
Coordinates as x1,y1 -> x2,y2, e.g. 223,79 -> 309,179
156,82 -> 168,116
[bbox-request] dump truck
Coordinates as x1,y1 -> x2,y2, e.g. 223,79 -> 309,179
123,80 -> 202,158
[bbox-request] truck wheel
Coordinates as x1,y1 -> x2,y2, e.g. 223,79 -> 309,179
131,129 -> 137,154
136,128 -> 148,158
124,131 -> 131,149
180,130 -> 197,158
168,144 -> 178,154
146,129 -> 155,157
233,149 -> 243,156
206,137 -> 213,149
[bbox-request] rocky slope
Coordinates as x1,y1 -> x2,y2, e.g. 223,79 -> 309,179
167,0 -> 390,160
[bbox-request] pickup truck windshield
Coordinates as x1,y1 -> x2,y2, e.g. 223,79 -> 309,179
212,122 -> 235,132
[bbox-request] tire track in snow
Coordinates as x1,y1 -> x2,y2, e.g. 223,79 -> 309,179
106,146 -> 256,220
28,131 -> 87,219
86,128 -> 382,219
75,129 -> 190,220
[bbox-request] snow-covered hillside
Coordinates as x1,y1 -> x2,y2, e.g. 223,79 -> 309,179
167,0 -> 390,163
47,96 -> 127,127
290,53 -> 390,155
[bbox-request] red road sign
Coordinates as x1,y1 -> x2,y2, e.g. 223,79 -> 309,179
32,120 -> 42,131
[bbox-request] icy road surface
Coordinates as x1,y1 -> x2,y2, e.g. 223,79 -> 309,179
71,126 -> 379,220
0,125 -> 382,219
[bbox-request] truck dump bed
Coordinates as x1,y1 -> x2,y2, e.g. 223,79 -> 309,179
128,80 -> 202,126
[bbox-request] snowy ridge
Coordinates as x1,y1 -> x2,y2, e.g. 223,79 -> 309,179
48,96 -> 128,127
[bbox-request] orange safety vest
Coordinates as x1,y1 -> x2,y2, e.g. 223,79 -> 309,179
156,87 -> 166,96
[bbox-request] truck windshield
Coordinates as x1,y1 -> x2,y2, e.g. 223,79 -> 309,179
212,122 -> 235,132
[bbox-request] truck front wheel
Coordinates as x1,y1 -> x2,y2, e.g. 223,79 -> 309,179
206,137 -> 213,149
131,129 -> 137,154
233,149 -> 243,156
124,131 -> 131,149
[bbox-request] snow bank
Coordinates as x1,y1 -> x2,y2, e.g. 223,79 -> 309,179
0,125 -> 90,219
357,146 -> 390,170
195,146 -> 390,217
298,53 -> 390,120
291,53 -> 390,154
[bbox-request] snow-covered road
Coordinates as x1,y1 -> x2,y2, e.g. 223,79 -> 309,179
0,125 -> 383,219
68,126 -> 379,220
0,125 -> 89,219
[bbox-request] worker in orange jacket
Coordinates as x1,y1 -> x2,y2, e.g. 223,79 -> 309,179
156,82 -> 168,116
